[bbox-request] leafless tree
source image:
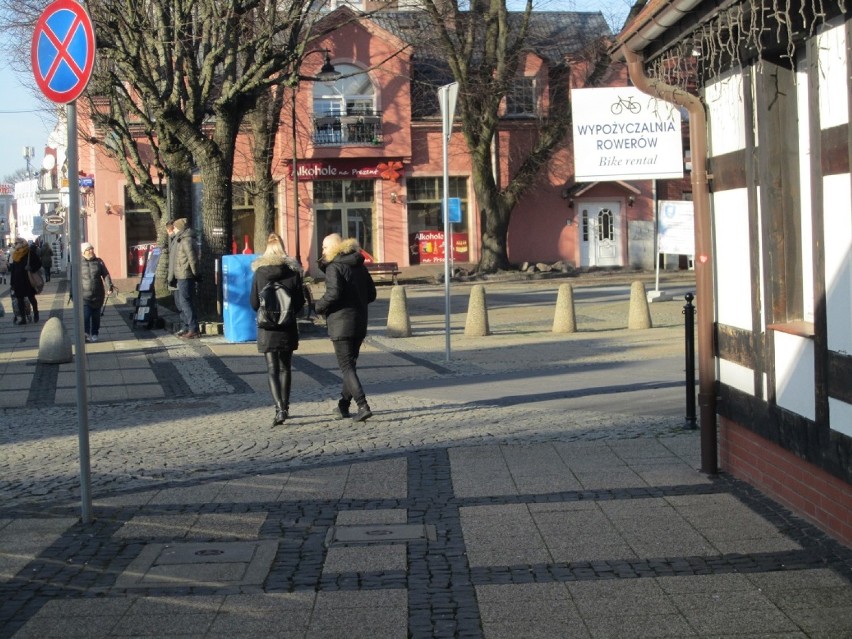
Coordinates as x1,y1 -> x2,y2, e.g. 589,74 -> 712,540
416,0 -> 613,272
80,0 -> 323,317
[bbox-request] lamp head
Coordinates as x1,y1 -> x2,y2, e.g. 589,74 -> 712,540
317,50 -> 341,84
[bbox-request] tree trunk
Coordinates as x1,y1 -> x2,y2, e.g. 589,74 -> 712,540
470,159 -> 513,272
195,157 -> 232,320
478,201 -> 512,272
155,164 -> 193,301
248,88 -> 284,254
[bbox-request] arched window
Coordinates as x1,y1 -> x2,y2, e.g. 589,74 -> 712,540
598,208 -> 613,241
313,64 -> 375,116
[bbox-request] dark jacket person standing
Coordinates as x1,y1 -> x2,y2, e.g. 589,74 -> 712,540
250,233 -> 305,426
39,241 -> 53,282
314,233 -> 377,422
170,218 -> 200,338
78,242 -> 114,342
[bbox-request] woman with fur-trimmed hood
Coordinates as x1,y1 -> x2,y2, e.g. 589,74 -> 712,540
9,238 -> 41,324
250,233 -> 305,425
314,233 -> 377,423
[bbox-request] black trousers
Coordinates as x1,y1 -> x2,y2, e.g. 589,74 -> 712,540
332,338 -> 367,406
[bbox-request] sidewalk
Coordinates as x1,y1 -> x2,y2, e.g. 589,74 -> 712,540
1,273 -> 850,638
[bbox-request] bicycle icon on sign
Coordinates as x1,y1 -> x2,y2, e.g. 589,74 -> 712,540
610,95 -> 642,115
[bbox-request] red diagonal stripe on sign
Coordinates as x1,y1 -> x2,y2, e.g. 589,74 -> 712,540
41,13 -> 85,84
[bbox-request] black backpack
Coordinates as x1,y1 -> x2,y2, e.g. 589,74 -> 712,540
256,281 -> 295,329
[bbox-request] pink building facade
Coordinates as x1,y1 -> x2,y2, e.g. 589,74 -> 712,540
75,9 -> 686,280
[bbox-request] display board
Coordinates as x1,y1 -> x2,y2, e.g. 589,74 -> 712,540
132,246 -> 161,329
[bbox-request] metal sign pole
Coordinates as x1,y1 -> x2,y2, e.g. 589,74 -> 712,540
439,83 -> 458,362
33,0 -> 97,524
67,102 -> 93,523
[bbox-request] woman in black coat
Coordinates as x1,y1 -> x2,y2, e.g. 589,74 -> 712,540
9,239 -> 42,324
250,233 -> 305,425
314,234 -> 377,423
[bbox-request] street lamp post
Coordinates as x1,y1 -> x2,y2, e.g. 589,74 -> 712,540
291,50 -> 340,269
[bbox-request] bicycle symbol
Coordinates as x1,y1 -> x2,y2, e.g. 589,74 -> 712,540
610,95 -> 642,115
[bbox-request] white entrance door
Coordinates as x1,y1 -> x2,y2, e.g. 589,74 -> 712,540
579,202 -> 622,267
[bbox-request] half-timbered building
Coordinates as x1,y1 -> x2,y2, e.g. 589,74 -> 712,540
614,1 -> 851,545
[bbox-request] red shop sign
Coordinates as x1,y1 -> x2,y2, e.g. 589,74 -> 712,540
289,159 -> 406,181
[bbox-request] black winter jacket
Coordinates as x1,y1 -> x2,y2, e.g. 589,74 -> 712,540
250,255 -> 305,353
9,245 -> 42,297
80,255 -> 113,308
314,239 -> 376,341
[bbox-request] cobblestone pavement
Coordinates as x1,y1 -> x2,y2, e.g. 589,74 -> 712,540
1,273 -> 850,638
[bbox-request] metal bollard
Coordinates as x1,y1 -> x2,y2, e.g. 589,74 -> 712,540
684,293 -> 697,429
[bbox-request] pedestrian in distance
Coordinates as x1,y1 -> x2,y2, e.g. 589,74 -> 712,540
314,233 -> 377,423
9,238 -> 41,324
169,218 -> 201,339
77,242 -> 114,342
39,240 -> 53,282
164,219 -> 182,331
250,233 -> 305,426
0,245 -> 8,285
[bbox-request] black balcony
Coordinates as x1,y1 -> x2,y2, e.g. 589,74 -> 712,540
313,112 -> 383,146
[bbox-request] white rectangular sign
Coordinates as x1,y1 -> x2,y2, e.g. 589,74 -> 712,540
572,87 -> 684,181
658,199 -> 694,255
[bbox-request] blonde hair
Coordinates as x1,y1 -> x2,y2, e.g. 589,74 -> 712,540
321,233 -> 343,261
264,233 -> 287,258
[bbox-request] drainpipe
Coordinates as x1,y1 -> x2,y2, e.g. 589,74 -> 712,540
621,46 -> 718,475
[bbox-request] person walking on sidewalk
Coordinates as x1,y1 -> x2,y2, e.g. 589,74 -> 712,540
9,238 -> 41,324
314,233 -> 377,423
250,233 -> 305,426
78,242 -> 114,342
39,240 -> 53,282
170,218 -> 200,339
0,244 -> 8,285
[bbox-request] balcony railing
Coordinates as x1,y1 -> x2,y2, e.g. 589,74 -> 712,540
313,111 -> 383,146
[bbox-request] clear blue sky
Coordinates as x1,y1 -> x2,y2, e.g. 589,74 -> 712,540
0,58 -> 56,182
0,0 -> 631,183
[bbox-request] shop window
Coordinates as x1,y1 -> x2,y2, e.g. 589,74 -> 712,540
505,77 -> 537,117
314,180 -> 375,258
406,177 -> 468,233
123,185 -> 158,275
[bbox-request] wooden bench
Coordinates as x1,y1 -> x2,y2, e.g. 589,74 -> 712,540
365,262 -> 400,284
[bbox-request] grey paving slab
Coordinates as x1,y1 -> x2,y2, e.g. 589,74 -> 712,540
0,517 -> 76,581
323,544 -> 407,573
210,474 -> 290,503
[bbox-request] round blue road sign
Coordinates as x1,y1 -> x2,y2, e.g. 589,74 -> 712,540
31,0 -> 96,104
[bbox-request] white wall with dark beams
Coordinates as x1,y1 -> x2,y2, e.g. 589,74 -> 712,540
702,9 -> 851,544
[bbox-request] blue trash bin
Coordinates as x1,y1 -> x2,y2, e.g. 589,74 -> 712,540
222,254 -> 258,343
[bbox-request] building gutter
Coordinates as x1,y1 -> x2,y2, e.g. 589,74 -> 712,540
620,45 -> 718,475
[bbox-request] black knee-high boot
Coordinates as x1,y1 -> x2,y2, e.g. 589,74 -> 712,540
265,351 -> 292,425
265,352 -> 286,425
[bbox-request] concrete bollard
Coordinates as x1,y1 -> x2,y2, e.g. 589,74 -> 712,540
552,283 -> 577,333
386,285 -> 412,338
464,284 -> 490,336
627,281 -> 653,329
38,317 -> 73,364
